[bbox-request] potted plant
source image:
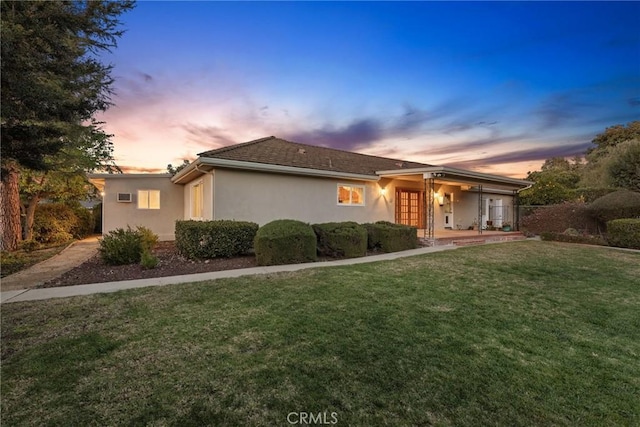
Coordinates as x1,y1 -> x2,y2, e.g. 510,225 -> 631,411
502,222 -> 512,232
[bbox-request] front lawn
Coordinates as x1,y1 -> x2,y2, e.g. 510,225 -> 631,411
2,241 -> 639,426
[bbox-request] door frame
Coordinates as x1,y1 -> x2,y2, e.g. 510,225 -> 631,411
443,192 -> 454,229
395,187 -> 425,228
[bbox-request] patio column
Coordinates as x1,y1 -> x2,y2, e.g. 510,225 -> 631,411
423,174 -> 435,242
513,189 -> 519,231
477,184 -> 483,235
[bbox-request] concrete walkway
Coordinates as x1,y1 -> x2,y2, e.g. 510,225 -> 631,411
1,245 -> 458,304
1,237 -> 99,293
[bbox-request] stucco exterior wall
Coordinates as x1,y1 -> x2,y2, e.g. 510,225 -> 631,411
212,169 -> 394,225
101,176 -> 183,240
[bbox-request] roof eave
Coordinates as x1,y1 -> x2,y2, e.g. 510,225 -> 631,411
173,157 -> 380,183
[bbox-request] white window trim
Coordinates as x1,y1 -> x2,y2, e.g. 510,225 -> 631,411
137,189 -> 160,210
337,183 -> 366,206
190,179 -> 204,220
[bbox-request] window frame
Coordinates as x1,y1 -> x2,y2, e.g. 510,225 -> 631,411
337,183 -> 366,206
137,189 -> 161,210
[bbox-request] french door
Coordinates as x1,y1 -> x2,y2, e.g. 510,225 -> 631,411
395,189 -> 424,228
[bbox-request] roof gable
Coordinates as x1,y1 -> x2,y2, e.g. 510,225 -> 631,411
198,136 -> 430,176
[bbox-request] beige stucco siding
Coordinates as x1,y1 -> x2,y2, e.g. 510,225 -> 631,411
212,169 -> 394,225
101,176 -> 183,240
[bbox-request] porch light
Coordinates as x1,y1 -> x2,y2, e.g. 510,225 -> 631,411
379,187 -> 387,196
100,191 -> 105,197
435,192 -> 444,206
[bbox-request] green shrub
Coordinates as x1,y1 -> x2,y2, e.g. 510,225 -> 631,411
364,221 -> 418,253
99,226 -> 159,266
587,190 -> 640,225
175,220 -> 258,259
137,225 -> 159,252
99,227 -> 143,265
539,232 -> 608,246
254,219 -> 317,266
313,222 -> 367,258
563,228 -> 580,236
70,203 -> 95,238
140,249 -> 159,269
32,202 -> 94,244
569,187 -> 618,203
606,218 -> 640,249
33,204 -> 76,244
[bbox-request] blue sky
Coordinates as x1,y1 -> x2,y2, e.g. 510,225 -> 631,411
98,1 -> 640,177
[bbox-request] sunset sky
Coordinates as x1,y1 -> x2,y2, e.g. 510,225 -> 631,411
97,1 -> 640,178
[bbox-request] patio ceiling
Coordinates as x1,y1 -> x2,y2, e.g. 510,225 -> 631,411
376,166 -> 533,191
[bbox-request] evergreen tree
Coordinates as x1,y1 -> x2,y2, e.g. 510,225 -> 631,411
1,0 -> 134,250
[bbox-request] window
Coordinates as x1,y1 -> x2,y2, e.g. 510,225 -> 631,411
337,184 -> 365,206
138,190 -> 160,209
191,181 -> 204,219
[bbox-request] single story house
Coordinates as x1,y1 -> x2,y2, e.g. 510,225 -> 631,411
89,136 -> 533,241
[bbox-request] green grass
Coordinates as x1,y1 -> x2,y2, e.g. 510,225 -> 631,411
0,243 -> 69,277
2,241 -> 639,426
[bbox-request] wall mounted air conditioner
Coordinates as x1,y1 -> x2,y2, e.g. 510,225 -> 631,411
117,193 -> 132,203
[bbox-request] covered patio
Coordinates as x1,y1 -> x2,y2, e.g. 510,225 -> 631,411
376,165 -> 533,244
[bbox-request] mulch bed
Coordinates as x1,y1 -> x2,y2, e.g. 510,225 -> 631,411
40,241 -> 258,288
41,241 -> 427,288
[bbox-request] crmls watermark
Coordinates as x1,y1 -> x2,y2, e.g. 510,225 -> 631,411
287,411 -> 338,425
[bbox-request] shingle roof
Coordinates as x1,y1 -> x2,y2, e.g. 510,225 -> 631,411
198,136 -> 431,176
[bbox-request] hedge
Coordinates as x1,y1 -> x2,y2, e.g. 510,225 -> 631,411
175,220 -> 258,259
539,232 -> 607,246
606,218 -> 640,249
313,222 -> 367,258
587,190 -> 640,225
520,202 -> 597,235
364,221 -> 418,253
254,219 -> 317,266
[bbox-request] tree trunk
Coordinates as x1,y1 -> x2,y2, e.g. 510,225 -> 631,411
0,162 -> 22,251
24,194 -> 40,241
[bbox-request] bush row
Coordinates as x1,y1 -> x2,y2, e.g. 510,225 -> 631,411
539,231 -> 608,246
99,219 -> 418,267
255,220 -> 418,266
175,220 -> 259,259
521,190 -> 640,236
